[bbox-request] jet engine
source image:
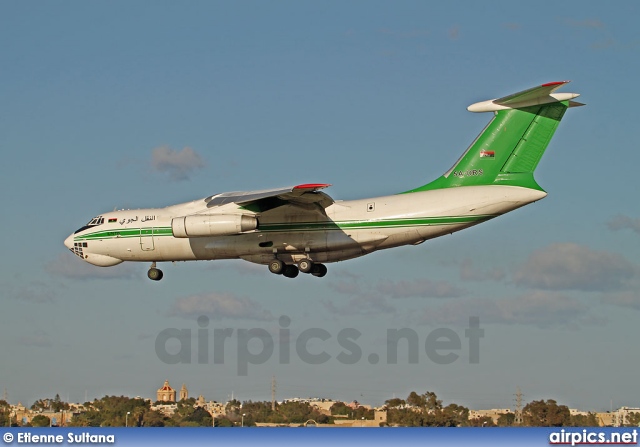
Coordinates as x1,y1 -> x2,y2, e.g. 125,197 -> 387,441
172,214 -> 258,238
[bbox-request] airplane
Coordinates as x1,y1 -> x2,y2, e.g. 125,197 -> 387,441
64,81 -> 583,281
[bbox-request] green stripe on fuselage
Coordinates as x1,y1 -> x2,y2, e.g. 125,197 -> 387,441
258,214 -> 495,233
74,227 -> 173,241
73,215 -> 496,241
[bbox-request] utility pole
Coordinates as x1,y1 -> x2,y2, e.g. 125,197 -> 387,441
514,387 -> 523,426
2,388 -> 7,402
271,376 -> 277,412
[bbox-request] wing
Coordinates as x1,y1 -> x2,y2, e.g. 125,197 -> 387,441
205,183 -> 334,211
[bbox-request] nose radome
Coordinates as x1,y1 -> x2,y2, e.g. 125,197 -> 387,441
64,234 -> 74,249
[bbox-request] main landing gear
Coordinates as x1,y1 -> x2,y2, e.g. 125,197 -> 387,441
147,262 -> 163,281
268,259 -> 327,278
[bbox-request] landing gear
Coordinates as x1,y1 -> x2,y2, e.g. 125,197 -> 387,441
298,259 -> 313,274
268,259 -> 285,275
147,262 -> 163,281
282,264 -> 299,278
298,259 -> 327,277
268,258 -> 327,278
268,259 -> 299,278
148,267 -> 163,281
311,263 -> 327,277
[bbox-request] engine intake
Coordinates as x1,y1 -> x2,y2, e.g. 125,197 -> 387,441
172,214 -> 258,238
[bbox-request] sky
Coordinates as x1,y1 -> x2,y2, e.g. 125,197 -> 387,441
1,1 -> 640,412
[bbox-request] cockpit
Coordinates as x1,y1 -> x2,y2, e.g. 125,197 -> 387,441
74,216 -> 105,234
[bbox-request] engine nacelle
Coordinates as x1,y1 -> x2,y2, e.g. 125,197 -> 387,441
172,214 -> 258,238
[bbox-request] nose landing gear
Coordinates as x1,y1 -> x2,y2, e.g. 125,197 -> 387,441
147,262 -> 163,281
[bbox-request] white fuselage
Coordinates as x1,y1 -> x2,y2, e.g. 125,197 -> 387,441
64,185 -> 546,267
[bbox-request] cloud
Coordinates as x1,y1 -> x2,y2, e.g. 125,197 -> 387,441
607,214 -> 640,234
565,18 -> 605,29
321,293 -> 395,317
322,275 -> 464,316
591,39 -> 616,50
448,25 -> 460,40
150,146 -> 205,181
377,28 -> 430,39
514,243 -> 637,292
378,279 -> 465,298
601,291 -> 640,311
503,23 -> 521,31
5,280 -> 57,303
209,260 -> 266,276
322,278 -> 396,316
459,259 -> 505,282
46,253 -> 139,280
168,292 -> 274,321
416,291 -> 602,329
17,330 -> 53,348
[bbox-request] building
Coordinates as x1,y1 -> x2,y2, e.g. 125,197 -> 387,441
205,401 -> 226,418
614,407 -> 640,427
374,408 -> 387,425
179,384 -> 188,401
156,381 -> 176,402
150,403 -> 178,416
309,399 -> 336,416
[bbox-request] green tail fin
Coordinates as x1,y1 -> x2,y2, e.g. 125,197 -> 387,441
406,82 -> 582,193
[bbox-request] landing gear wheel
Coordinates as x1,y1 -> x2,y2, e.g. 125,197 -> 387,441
147,267 -> 164,281
268,259 -> 284,275
298,259 -> 314,274
283,264 -> 299,278
311,263 -> 327,278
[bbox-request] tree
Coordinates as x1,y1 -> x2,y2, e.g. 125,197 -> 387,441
423,392 -> 443,411
386,391 -> 459,427
496,412 -> 515,427
406,391 -> 442,411
468,416 -> 495,427
225,399 -> 241,415
384,398 -> 406,408
67,395 -> 150,427
142,410 -> 166,427
0,400 -> 9,427
623,412 -> 640,427
523,400 -> 571,427
30,415 -> 51,427
570,412 -> 599,427
31,399 -> 50,411
330,402 -> 350,416
406,392 -> 424,408
183,407 -> 213,427
214,417 -> 233,427
52,394 -> 70,412
438,403 -> 469,427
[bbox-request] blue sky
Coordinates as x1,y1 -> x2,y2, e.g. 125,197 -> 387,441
1,1 -> 640,411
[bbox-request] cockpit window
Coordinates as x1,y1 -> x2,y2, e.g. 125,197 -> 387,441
75,216 -> 104,234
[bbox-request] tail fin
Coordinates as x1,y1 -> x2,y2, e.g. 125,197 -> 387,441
407,81 -> 583,193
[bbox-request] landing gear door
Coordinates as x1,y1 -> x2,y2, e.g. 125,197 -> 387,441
140,228 -> 155,251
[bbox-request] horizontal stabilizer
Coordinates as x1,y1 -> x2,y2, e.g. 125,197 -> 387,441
467,81 -> 581,113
